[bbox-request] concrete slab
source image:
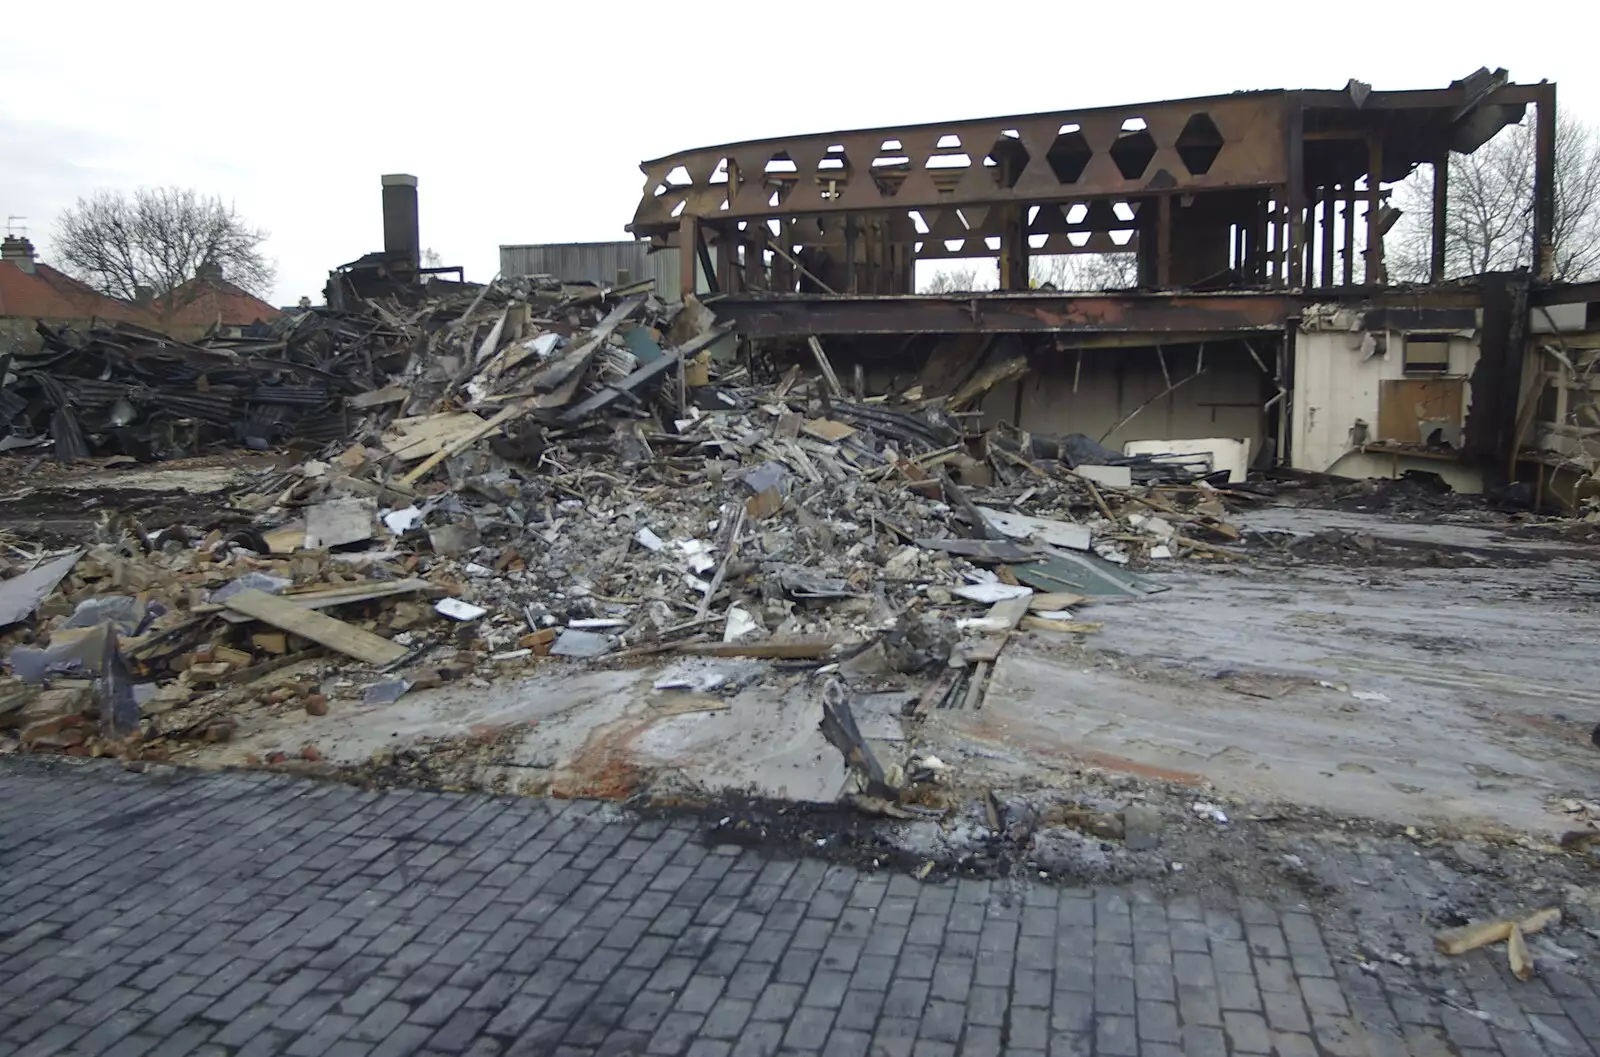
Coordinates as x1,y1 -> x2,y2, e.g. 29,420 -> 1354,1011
210,659 -> 848,802
933,552 -> 1600,836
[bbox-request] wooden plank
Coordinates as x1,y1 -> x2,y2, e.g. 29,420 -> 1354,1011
987,595 -> 1033,631
961,661 -> 991,710
222,589 -> 408,665
280,578 -> 431,608
347,385 -> 411,410
398,401 -> 532,485
1434,908 -> 1560,956
1508,924 -> 1534,981
678,639 -> 838,660
807,336 -> 844,398
802,419 -> 858,443
1021,616 -> 1104,633
381,413 -> 485,461
1028,592 -> 1089,611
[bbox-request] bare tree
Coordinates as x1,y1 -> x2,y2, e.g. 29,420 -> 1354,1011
920,264 -> 992,293
1390,115 -> 1600,282
53,188 -> 275,323
1030,253 -> 1139,291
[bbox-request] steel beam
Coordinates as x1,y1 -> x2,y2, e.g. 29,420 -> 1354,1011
710,293 -> 1298,337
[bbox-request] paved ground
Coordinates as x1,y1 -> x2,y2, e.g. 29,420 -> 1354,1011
1,758 -> 1597,1057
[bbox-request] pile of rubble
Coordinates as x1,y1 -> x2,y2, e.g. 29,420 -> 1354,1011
0,276 -> 1260,768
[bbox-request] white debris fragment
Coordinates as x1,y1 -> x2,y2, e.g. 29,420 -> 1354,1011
491,649 -> 532,661
435,598 -> 487,621
1351,689 -> 1391,703
569,618 -> 628,629
1151,545 -> 1173,559
654,669 -> 729,692
383,506 -> 423,534
952,583 -> 1033,603
464,562 -> 494,577
1192,802 -> 1229,824
723,607 -> 759,642
1034,609 -> 1076,620
635,527 -> 666,552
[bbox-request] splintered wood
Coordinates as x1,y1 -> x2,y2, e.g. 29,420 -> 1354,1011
222,589 -> 409,666
1433,908 -> 1560,963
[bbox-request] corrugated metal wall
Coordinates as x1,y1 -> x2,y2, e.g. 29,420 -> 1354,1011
499,241 -> 716,298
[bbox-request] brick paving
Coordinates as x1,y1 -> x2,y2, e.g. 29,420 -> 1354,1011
1,758 -> 1597,1057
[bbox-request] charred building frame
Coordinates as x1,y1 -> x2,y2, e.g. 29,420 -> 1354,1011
625,69 -> 1578,497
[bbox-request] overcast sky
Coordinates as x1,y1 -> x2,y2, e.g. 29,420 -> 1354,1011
4,3 -> 1591,305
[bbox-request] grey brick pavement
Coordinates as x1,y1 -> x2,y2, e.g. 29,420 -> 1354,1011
0,758 -> 1595,1057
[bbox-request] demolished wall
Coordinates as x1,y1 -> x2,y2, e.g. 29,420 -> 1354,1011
981,344 -> 1271,465
1293,305 -> 1483,490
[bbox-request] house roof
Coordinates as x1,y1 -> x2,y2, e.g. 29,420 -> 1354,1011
0,260 -> 143,323
159,278 -> 282,328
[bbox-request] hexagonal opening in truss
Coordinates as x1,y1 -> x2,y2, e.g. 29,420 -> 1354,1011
985,132 -> 1031,190
872,141 -> 911,196
1176,113 -> 1224,176
1047,124 -> 1093,184
1110,126 -> 1157,180
762,152 -> 798,208
817,145 -> 853,200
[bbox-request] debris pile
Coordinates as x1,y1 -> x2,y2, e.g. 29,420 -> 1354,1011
2,314 -> 412,460
0,276 -> 1257,770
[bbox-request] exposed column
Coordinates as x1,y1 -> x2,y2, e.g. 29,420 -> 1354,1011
1319,184 -> 1336,287
1431,153 -> 1449,283
1533,82 -> 1557,281
1156,195 -> 1173,288
772,220 -> 794,292
1286,98 -> 1306,287
1364,135 -> 1386,285
678,214 -> 699,300
1342,187 -> 1356,287
998,205 -> 1028,291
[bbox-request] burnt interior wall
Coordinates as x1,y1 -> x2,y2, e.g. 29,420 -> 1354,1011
1464,272 -> 1529,488
982,342 -> 1274,459
810,335 -> 1275,464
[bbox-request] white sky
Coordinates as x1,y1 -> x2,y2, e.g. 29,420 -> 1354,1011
4,3 -> 1591,305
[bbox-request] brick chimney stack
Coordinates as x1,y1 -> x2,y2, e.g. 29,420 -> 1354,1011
2,234 -> 36,275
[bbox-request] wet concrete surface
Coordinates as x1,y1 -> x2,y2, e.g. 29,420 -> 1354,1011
210,660 -> 851,803
185,502 -> 1600,837
930,510 -> 1600,836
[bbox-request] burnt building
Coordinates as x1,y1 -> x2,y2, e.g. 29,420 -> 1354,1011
627,69 -> 1567,495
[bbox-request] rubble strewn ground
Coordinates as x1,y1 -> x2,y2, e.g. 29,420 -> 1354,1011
3,277 -> 1599,999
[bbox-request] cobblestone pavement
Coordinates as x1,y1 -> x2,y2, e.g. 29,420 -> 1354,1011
2,758 -> 1597,1057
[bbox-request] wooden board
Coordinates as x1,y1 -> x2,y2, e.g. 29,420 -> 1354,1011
347,385 -> 411,410
802,419 -> 857,443
1029,592 -> 1089,611
679,639 -> 837,660
1377,379 -> 1465,445
382,413 -> 487,462
223,589 -> 409,665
